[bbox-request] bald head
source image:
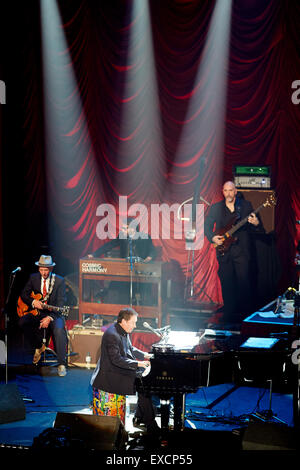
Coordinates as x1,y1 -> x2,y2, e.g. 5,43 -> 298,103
223,181 -> 237,204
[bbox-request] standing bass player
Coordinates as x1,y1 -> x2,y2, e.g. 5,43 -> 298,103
204,181 -> 265,327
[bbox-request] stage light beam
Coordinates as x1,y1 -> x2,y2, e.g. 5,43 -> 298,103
116,0 -> 165,203
40,0 -> 102,260
171,0 -> 233,189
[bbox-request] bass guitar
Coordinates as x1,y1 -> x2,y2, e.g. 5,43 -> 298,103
17,291 -> 70,318
213,192 -> 276,256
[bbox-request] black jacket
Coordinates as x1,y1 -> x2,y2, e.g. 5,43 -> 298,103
21,272 -> 66,319
204,195 -> 264,260
91,322 -> 146,395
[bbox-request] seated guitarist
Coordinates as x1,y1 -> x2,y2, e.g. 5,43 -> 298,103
204,181 -> 264,327
18,255 -> 68,377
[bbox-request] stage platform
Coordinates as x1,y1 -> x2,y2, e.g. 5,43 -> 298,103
0,324 -> 298,459
0,363 -> 296,457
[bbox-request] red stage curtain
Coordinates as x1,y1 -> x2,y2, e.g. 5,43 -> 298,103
2,0 -> 300,310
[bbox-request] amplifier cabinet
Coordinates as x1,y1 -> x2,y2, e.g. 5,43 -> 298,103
68,328 -> 103,368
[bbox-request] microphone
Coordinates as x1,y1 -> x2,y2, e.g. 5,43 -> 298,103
157,325 -> 171,333
143,322 -> 163,338
11,267 -> 21,275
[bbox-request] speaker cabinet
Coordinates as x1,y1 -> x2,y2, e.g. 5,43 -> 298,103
54,413 -> 127,451
68,328 -> 103,367
238,189 -> 275,233
0,383 -> 26,424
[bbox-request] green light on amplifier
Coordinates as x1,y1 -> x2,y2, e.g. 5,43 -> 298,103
234,166 -> 270,176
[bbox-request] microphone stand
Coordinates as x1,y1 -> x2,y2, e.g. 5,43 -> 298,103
186,244 -> 195,298
183,196 -> 214,304
3,271 -> 18,384
129,237 -> 133,307
143,322 -> 171,345
1,270 -> 35,406
185,241 -> 215,304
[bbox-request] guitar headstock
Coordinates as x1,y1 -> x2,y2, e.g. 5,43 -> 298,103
263,192 -> 276,208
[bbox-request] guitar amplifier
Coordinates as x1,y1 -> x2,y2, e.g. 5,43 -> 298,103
234,165 -> 271,189
68,328 -> 103,368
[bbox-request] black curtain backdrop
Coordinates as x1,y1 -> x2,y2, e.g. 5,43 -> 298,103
1,0 -> 300,315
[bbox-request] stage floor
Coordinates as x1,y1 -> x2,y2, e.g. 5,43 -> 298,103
0,326 -> 298,460
0,358 -> 296,455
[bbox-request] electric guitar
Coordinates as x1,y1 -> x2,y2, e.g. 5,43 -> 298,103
17,292 -> 70,318
213,192 -> 276,256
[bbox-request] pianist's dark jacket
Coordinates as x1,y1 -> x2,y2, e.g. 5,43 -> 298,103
91,322 -> 147,396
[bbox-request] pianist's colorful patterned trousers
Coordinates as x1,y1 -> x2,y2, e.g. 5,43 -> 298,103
92,388 -> 126,426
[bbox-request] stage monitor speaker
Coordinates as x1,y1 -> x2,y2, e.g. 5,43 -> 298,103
54,412 -> 127,451
0,383 -> 26,424
242,422 -> 297,451
238,189 -> 275,233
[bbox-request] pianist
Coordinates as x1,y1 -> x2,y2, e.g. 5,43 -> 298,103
90,307 -> 160,434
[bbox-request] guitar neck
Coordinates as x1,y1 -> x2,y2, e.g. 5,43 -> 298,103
227,204 -> 263,237
42,303 -> 62,313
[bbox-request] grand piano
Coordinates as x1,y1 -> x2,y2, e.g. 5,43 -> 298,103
136,329 -> 238,432
136,327 -> 292,432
